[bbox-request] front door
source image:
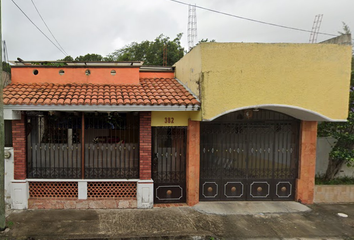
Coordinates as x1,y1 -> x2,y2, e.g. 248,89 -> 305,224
200,110 -> 299,201
152,127 -> 187,203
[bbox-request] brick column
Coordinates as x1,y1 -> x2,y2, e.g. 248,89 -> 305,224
139,112 -> 151,180
186,120 -> 200,206
296,121 -> 317,204
12,114 -> 27,180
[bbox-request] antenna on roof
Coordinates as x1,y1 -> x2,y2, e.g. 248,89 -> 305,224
188,4 -> 197,50
309,14 -> 323,43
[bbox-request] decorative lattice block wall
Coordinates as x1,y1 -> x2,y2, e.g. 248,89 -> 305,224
87,182 -> 137,198
29,182 -> 78,198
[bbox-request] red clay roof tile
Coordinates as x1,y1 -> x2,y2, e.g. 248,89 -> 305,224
3,78 -> 200,108
44,99 -> 51,105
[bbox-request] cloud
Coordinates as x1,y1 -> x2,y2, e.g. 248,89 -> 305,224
3,0 -> 353,61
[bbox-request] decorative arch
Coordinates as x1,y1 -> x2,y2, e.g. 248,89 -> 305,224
205,104 -> 346,122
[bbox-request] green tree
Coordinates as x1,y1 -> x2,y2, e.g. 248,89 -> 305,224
58,56 -> 74,61
2,62 -> 10,75
75,53 -> 103,62
106,33 -> 185,66
338,22 -> 351,35
2,62 -> 11,87
58,54 -> 103,62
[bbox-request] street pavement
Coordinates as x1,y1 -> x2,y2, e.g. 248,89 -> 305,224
0,202 -> 353,240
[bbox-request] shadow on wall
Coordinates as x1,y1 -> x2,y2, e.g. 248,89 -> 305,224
316,137 -> 354,178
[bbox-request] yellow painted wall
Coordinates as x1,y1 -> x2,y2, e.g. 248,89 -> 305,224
151,111 -> 201,126
175,43 -> 352,121
174,46 -> 202,98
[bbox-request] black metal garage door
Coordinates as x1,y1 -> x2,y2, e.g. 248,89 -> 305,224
200,110 -> 299,201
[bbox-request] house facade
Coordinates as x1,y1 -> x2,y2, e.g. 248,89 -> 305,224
3,39 -> 352,209
4,62 -> 200,209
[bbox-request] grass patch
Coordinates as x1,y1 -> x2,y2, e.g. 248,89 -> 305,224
315,176 -> 354,185
6,221 -> 14,228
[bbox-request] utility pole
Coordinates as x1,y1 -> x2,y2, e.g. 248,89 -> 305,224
0,0 -> 6,231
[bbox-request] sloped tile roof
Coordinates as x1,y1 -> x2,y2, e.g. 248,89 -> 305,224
3,78 -> 200,107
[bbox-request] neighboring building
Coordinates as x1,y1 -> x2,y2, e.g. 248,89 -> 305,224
3,37 -> 352,209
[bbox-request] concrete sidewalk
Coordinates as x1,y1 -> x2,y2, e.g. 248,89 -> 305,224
0,203 -> 353,239
193,201 -> 311,215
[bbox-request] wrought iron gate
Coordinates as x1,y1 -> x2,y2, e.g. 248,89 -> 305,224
152,127 -> 186,203
200,110 -> 299,201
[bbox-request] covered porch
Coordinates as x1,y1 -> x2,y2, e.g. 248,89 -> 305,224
11,110 -> 148,209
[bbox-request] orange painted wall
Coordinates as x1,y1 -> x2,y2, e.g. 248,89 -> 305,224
12,67 -> 140,85
139,72 -> 174,79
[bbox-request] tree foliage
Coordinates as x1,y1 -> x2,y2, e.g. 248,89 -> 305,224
105,33 -> 185,66
58,54 -> 103,62
198,38 -> 216,44
75,54 -> 104,62
57,34 -> 216,65
338,22 -> 351,35
56,34 -> 216,66
2,62 -> 11,87
2,62 -> 11,75
59,56 -> 74,61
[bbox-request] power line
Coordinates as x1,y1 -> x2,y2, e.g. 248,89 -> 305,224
10,0 -> 67,56
168,0 -> 338,37
31,0 -> 69,56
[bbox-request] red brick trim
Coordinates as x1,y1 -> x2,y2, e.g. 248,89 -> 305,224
12,114 -> 27,180
139,112 -> 151,180
186,120 -> 200,206
296,121 -> 317,204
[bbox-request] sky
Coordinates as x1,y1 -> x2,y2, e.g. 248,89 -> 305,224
2,0 -> 353,61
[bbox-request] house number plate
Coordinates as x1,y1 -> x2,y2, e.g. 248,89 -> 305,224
164,117 -> 175,124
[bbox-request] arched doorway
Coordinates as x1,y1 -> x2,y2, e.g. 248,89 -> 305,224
200,109 -> 300,201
